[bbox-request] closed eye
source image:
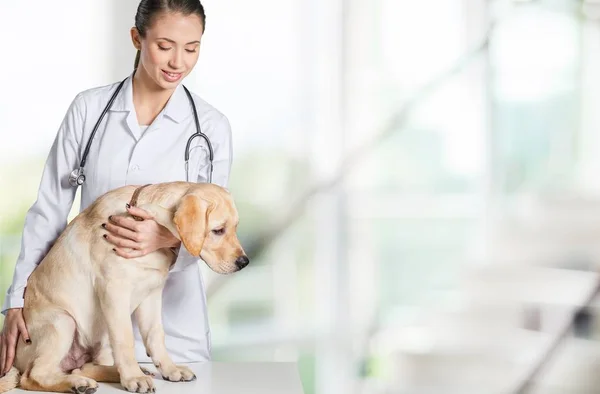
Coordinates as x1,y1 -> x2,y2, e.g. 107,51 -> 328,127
212,228 -> 225,236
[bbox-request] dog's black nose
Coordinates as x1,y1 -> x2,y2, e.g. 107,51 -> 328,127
235,255 -> 249,269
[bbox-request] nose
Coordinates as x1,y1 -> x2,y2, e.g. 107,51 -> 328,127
169,49 -> 184,69
235,255 -> 249,270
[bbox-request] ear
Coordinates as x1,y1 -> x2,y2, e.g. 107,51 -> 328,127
131,27 -> 141,50
173,195 -> 211,257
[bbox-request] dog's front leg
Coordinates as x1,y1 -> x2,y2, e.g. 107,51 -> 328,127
97,286 -> 155,393
134,289 -> 196,382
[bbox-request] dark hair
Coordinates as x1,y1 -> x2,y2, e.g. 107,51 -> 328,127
133,0 -> 206,69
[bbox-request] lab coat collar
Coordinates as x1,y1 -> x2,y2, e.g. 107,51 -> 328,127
108,73 -> 134,113
109,73 -> 191,124
163,83 -> 191,124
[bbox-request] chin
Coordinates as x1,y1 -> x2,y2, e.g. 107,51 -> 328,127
155,77 -> 178,90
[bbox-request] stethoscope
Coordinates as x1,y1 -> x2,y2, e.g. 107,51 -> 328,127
68,76 -> 214,188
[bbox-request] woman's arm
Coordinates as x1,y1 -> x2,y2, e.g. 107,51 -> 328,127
1,94 -> 84,313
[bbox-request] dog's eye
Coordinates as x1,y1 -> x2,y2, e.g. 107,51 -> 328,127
212,228 -> 225,236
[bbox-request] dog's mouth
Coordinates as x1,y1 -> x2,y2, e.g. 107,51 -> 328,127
208,265 -> 235,275
204,261 -> 245,275
199,251 -> 249,274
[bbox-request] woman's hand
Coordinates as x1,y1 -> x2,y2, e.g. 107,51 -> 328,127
103,205 -> 180,259
0,308 -> 30,377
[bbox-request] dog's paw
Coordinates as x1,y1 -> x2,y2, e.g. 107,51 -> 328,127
140,366 -> 155,377
121,375 -> 156,393
161,365 -> 196,382
70,376 -> 99,394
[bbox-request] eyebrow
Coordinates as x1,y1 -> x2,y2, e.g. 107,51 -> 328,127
158,37 -> 200,45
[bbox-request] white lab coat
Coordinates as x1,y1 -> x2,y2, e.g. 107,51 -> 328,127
1,74 -> 233,363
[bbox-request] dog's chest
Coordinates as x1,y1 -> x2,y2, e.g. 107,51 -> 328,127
128,270 -> 168,310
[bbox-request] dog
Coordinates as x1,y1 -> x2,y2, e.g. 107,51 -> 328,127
0,181 -> 248,393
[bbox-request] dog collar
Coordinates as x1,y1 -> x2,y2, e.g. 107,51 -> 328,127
128,184 -> 152,221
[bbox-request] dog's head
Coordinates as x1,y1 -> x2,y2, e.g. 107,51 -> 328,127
173,184 -> 248,274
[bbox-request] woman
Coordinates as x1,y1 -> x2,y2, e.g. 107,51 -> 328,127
0,0 -> 232,376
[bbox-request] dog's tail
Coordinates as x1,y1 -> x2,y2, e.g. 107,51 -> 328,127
0,367 -> 19,393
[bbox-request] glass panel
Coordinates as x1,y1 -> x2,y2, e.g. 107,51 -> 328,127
489,3 -> 582,194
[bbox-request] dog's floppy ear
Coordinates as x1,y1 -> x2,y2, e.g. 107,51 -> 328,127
173,194 -> 211,256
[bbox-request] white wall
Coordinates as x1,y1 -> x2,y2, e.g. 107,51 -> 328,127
0,1 -> 113,166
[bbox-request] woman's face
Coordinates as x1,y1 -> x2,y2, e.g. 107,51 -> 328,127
132,12 -> 204,90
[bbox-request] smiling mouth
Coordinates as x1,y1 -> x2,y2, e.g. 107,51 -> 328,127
161,70 -> 183,82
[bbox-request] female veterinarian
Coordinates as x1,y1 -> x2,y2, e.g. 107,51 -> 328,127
0,0 -> 232,376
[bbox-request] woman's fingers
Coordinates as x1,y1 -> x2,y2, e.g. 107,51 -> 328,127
125,206 -> 154,220
0,335 -> 7,377
113,247 -> 148,259
3,329 -> 18,375
104,232 -> 140,250
17,319 -> 30,344
103,221 -> 139,242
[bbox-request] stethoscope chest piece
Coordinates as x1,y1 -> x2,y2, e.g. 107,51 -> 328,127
69,167 -> 86,187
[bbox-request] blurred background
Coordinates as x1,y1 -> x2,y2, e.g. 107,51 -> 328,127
5,0 -> 600,392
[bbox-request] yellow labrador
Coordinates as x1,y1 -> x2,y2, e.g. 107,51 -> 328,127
0,181 -> 248,393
